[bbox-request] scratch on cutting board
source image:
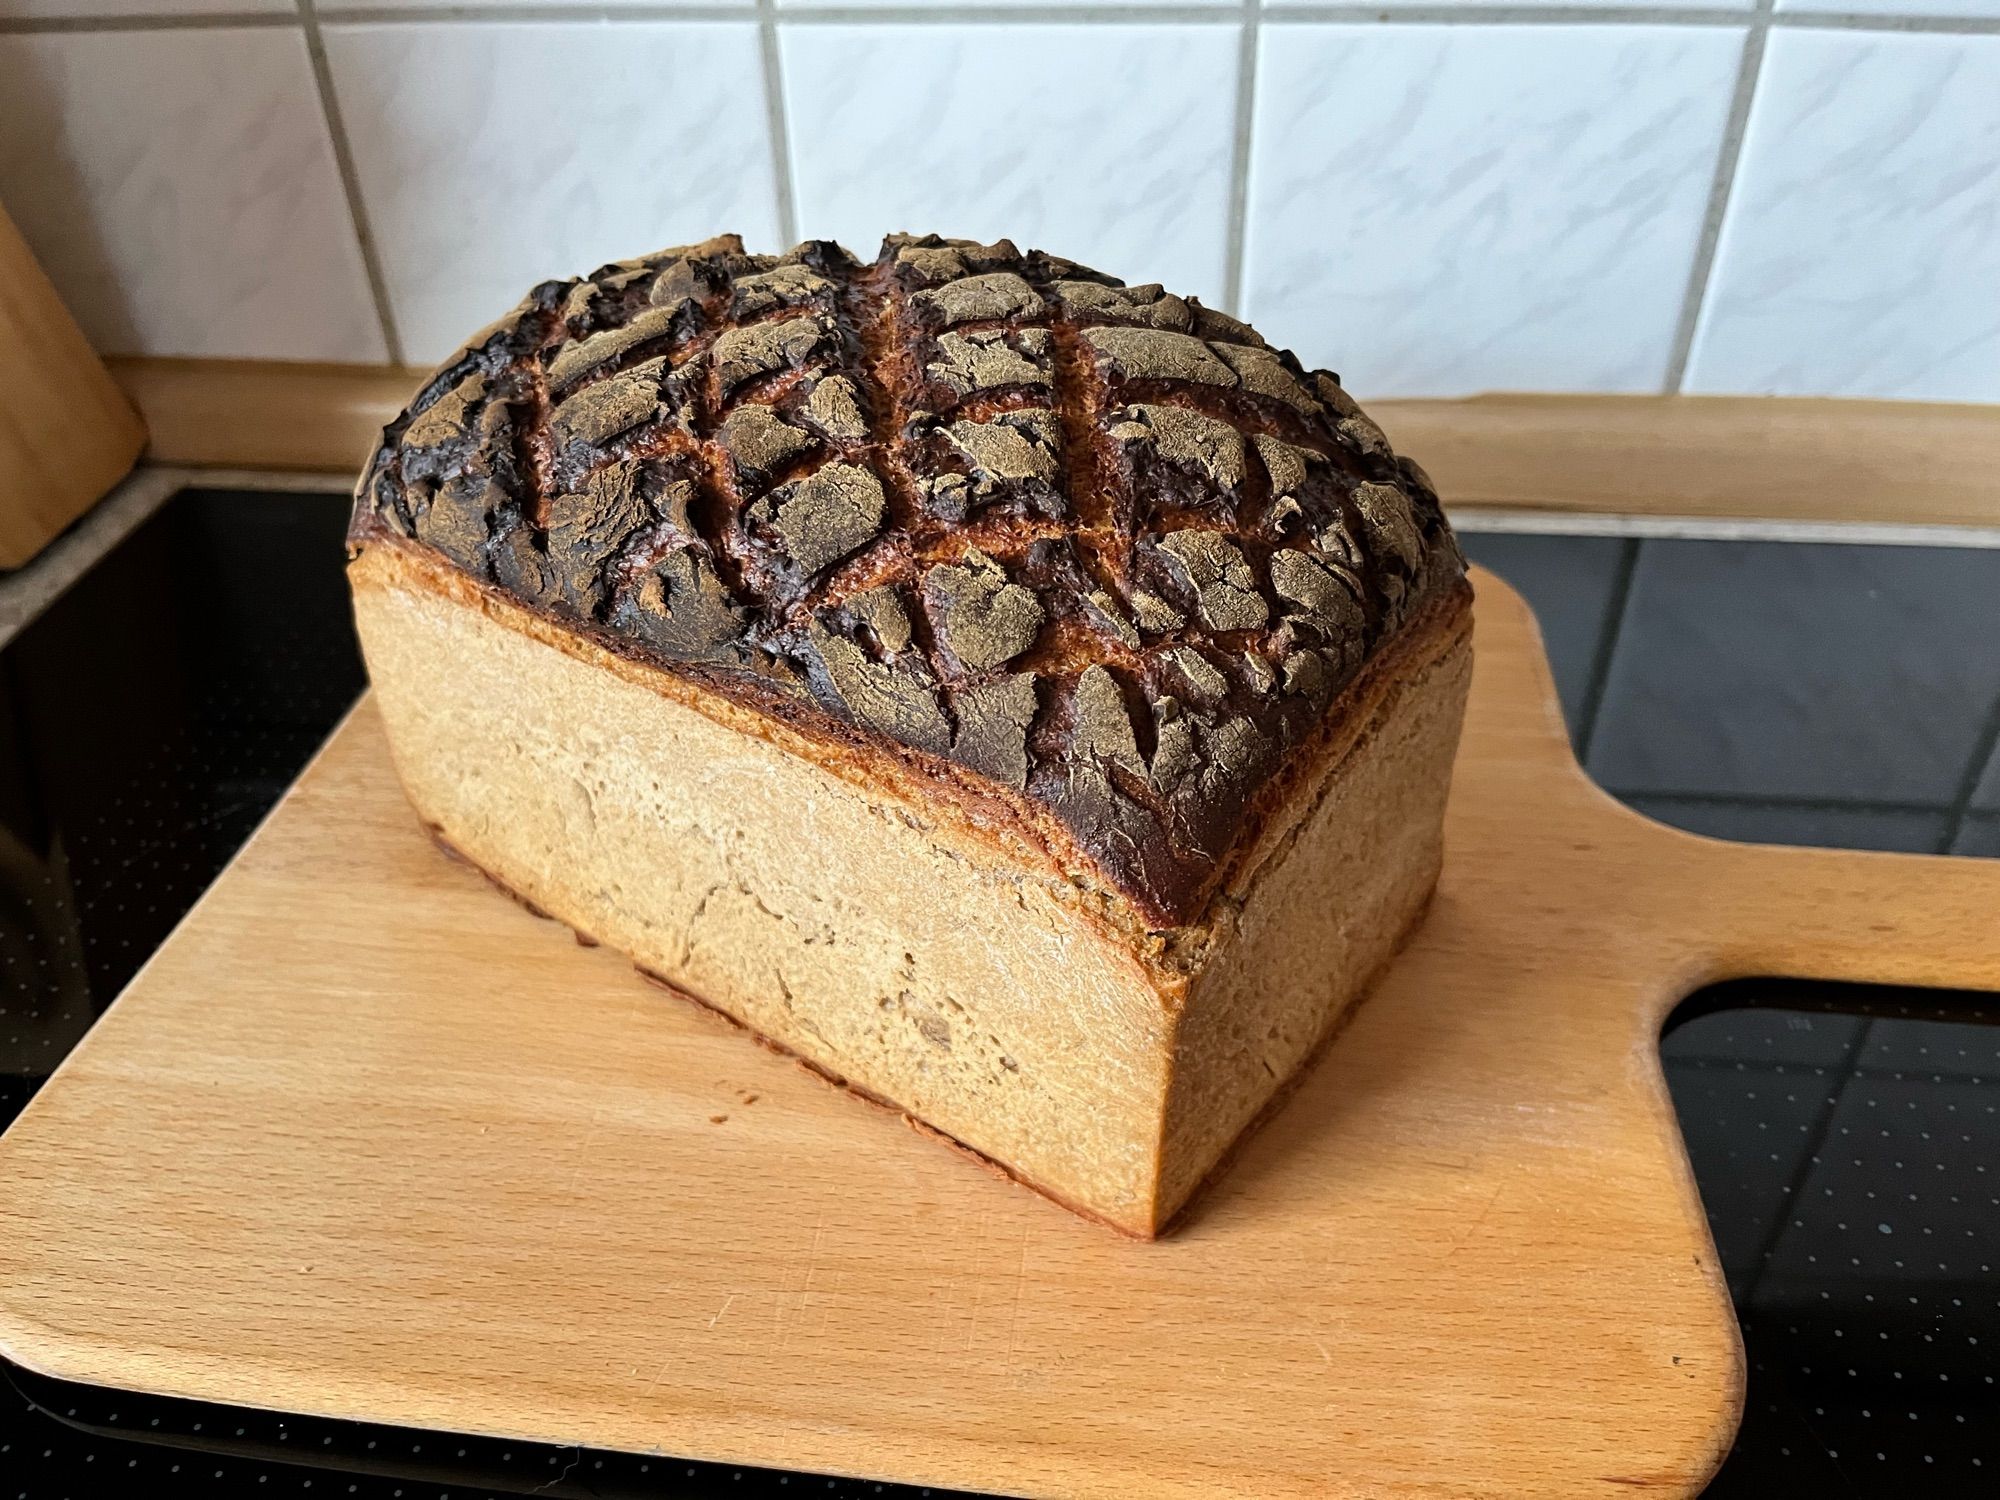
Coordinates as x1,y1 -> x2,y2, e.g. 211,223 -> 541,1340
802,1216 -> 827,1300
708,1293 -> 737,1329
777,1214 -> 828,1350
961,1276 -> 982,1356
1307,1332 -> 1332,1364
639,1357 -> 672,1399
1445,1184 -> 1505,1260
547,1102 -> 609,1237
1005,1230 -> 1031,1360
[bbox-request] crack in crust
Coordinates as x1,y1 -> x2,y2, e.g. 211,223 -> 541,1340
351,232 -> 1467,928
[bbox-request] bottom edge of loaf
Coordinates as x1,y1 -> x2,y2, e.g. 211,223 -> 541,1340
425,822 -> 1166,1240
1162,894 -> 1431,1232
424,819 -> 1432,1241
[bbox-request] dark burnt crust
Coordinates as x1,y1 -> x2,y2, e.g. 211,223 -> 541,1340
350,232 -> 1467,929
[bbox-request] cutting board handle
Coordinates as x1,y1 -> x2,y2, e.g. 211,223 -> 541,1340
1684,834 -> 2000,996
1462,569 -> 1998,1014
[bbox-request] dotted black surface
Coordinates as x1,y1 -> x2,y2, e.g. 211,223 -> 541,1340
0,499 -> 1993,1497
1662,984 -> 1999,1497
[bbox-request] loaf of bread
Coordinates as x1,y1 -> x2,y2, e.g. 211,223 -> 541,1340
348,233 -> 1471,1236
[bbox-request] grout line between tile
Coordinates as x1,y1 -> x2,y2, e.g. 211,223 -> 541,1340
10,5 -> 2000,32
1660,0 -> 1772,395
1220,0 -> 1259,316
1738,1024 -> 1866,1307
314,4 -> 754,18
1608,788 -> 1955,818
1266,3 -> 2000,24
1570,536 -> 1640,767
776,3 -> 1241,18
297,0 -> 407,366
1452,509 -> 2000,550
1779,9 -> 2000,33
1936,690 -> 2000,853
1664,1052 -> 1831,1077
757,0 -> 800,247
0,12 -> 298,31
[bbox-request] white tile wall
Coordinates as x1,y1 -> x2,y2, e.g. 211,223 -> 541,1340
0,27 -> 383,361
0,6 -> 1994,409
781,22 -> 1241,308
1685,30 -> 2000,402
1243,24 -> 1744,397
324,20 -> 782,365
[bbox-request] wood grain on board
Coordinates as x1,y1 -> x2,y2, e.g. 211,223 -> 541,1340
107,355 -> 2000,530
0,571 -> 1995,1498
0,204 -> 146,568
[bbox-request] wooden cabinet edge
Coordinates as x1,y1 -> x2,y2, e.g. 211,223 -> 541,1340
108,357 -> 425,481
102,356 -> 2000,531
0,207 -> 147,569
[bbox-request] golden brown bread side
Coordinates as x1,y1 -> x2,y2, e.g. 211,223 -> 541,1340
349,232 -> 1473,1234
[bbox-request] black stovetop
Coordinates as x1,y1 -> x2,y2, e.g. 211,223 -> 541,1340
0,489 -> 1994,1498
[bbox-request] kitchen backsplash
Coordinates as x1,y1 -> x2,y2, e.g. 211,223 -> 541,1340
0,3 -> 1994,402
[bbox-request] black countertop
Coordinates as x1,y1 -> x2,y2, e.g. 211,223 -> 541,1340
0,490 -> 1994,1498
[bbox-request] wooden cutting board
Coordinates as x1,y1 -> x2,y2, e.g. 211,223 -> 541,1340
0,568 -> 1994,1499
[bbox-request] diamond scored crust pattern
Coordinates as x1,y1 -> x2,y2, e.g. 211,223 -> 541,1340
352,233 -> 1466,928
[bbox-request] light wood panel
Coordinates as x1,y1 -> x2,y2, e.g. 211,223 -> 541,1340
105,355 -> 2000,528
0,204 -> 146,568
0,571 -> 1995,1498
